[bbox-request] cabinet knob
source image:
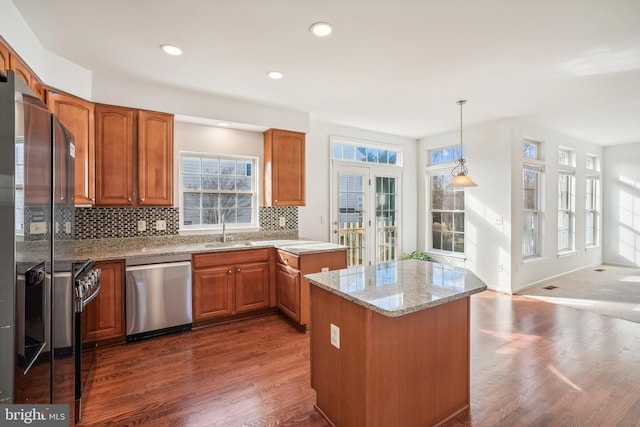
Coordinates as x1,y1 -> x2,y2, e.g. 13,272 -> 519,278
237,267 -> 241,272
228,270 -> 232,274
91,198 -> 95,202
128,197 -> 132,202
141,198 -> 145,202
60,196 -> 64,200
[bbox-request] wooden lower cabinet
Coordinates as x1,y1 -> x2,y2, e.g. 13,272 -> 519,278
276,263 -> 301,323
192,249 -> 273,324
276,249 -> 347,330
83,260 -> 125,346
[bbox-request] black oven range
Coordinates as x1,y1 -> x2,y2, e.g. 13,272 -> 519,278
73,259 -> 101,423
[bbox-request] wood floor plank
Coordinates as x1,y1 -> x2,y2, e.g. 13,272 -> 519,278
77,291 -> 640,426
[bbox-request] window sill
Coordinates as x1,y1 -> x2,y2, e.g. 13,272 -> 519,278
585,245 -> 600,252
426,251 -> 467,264
557,250 -> 578,259
522,256 -> 546,265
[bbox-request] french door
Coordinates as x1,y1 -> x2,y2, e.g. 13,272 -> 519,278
332,164 -> 401,266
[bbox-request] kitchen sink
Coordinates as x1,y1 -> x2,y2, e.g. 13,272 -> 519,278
204,241 -> 257,249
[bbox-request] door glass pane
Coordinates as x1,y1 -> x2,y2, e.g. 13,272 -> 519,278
375,176 -> 398,263
338,173 -> 365,266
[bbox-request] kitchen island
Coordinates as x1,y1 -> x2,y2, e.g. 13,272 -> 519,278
304,259 -> 487,427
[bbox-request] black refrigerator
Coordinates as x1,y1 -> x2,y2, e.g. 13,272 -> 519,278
0,70 -> 76,419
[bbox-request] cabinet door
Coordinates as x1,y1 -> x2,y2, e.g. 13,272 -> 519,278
95,104 -> 136,206
48,92 -> 95,205
264,129 -> 305,206
83,260 -> 125,344
0,42 -> 9,74
276,263 -> 300,323
235,261 -> 270,313
9,54 -> 45,102
193,266 -> 235,320
137,110 -> 173,206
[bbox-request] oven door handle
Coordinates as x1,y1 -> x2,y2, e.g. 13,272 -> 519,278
82,280 -> 101,309
23,342 -> 46,375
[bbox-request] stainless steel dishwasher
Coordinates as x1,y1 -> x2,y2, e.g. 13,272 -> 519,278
125,254 -> 192,342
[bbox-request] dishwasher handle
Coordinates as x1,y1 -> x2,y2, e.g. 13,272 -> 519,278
125,261 -> 192,272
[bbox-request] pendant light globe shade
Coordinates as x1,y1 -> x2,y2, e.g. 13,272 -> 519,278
448,173 -> 478,188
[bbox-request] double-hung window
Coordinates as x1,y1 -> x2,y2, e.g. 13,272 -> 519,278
557,172 -> 575,252
585,155 -> 600,247
180,153 -> 258,231
522,164 -> 543,258
430,174 -> 465,253
428,146 -> 466,255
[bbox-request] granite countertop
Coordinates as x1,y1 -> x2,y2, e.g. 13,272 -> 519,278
17,236 -> 347,264
304,259 -> 487,317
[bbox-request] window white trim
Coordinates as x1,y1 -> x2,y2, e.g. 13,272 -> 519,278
179,151 -> 259,233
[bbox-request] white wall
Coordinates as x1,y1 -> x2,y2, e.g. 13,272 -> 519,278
602,142 -> 640,267
0,0 -> 92,99
303,121 -> 418,249
418,120 -> 513,293
509,120 -> 603,292
173,122 -> 263,207
418,118 -> 604,293
91,72 -> 309,134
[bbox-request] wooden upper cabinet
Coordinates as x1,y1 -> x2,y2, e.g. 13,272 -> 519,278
95,104 -> 137,206
9,53 -> 45,102
137,110 -> 173,206
0,42 -> 9,74
48,92 -> 96,205
264,128 -> 306,206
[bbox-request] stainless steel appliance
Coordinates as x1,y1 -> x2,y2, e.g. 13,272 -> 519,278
125,255 -> 192,341
0,70 -> 77,416
73,259 -> 101,422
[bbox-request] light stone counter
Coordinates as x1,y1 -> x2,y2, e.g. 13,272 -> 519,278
304,258 -> 487,317
17,236 -> 346,264
306,259 -> 487,426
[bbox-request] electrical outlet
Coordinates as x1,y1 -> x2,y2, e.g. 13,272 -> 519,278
279,216 -> 286,227
137,220 -> 146,232
30,222 -> 47,235
330,323 -> 340,349
495,216 -> 504,225
155,220 -> 166,231
65,221 -> 71,234
497,264 -> 504,272
321,267 -> 329,272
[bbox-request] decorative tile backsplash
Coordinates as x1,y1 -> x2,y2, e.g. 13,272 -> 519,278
74,206 -> 298,240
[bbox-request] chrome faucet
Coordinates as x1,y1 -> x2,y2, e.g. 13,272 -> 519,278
221,214 -> 227,243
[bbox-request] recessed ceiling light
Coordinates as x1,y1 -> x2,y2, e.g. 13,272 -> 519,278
160,44 -> 182,56
217,122 -> 230,127
310,22 -> 333,37
267,71 -> 284,80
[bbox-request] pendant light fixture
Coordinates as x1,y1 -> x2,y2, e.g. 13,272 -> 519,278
447,100 -> 478,188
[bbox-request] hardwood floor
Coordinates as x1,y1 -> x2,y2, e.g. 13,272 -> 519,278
77,291 -> 640,426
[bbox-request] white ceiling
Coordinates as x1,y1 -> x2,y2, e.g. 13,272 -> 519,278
12,0 -> 640,145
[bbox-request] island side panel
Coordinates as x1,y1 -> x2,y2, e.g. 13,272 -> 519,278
310,285 -> 368,427
367,297 -> 471,427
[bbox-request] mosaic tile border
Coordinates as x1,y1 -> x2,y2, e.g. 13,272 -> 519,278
75,206 -> 298,240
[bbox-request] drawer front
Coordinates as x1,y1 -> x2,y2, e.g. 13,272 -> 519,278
193,248 -> 270,269
276,250 -> 300,269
